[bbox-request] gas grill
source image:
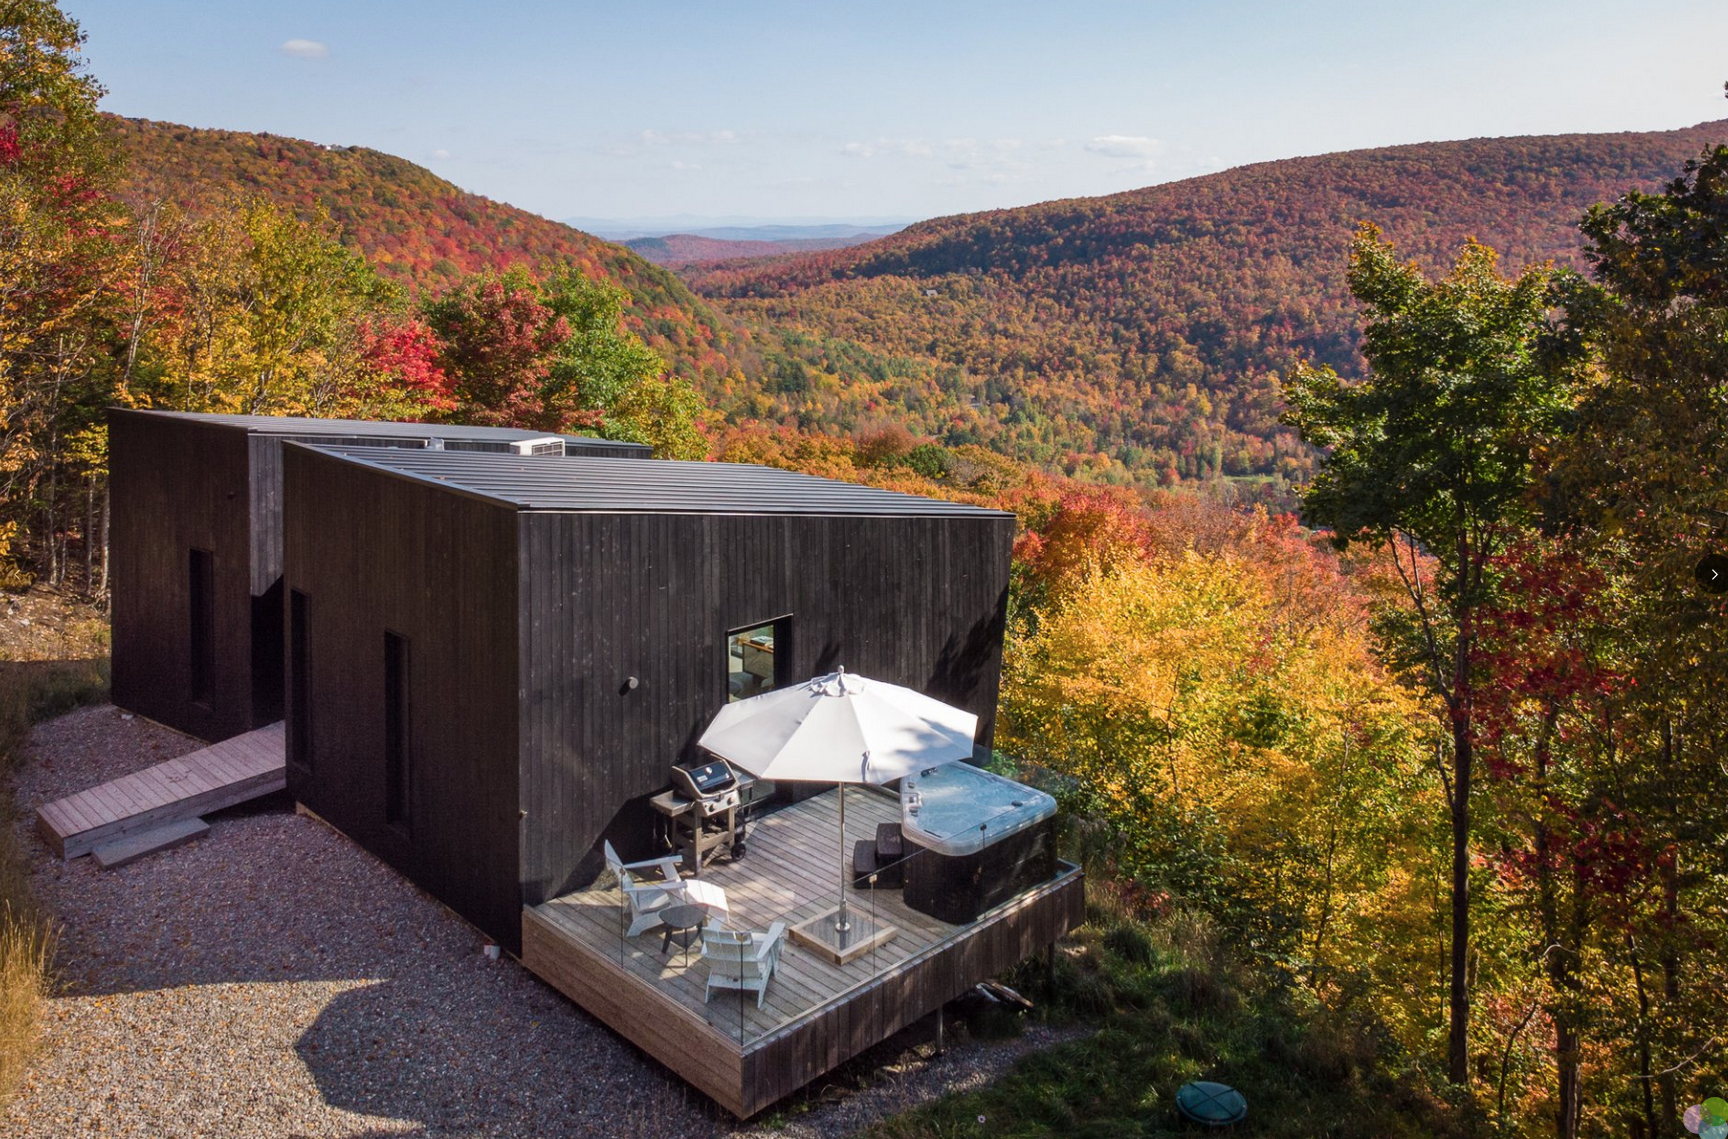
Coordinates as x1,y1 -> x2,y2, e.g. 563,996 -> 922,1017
650,757 -> 757,874
670,759 -> 742,816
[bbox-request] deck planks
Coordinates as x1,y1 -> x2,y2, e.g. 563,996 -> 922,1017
537,790 -> 945,1036
524,787 -> 1085,1117
35,721 -> 286,859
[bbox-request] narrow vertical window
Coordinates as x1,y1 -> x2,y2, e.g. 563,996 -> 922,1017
188,548 -> 215,705
384,631 -> 410,830
288,589 -> 311,769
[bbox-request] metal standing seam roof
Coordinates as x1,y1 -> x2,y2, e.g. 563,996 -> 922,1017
299,445 -> 1012,518
109,408 -> 647,453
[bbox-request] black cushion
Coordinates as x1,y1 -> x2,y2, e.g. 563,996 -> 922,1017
875,822 -> 904,860
852,840 -> 881,887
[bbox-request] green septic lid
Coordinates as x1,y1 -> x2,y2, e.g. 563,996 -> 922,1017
1176,1081 -> 1248,1127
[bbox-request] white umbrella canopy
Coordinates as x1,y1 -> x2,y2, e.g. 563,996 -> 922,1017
697,669 -> 977,785
697,669 -> 978,938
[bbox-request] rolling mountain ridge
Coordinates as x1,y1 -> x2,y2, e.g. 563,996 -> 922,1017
685,121 -> 1728,486
109,116 -> 747,389
625,232 -> 886,266
112,113 -> 1728,488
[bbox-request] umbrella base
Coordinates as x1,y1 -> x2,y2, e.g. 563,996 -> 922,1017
789,905 -> 898,966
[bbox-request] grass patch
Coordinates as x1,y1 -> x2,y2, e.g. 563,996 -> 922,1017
0,897 -> 54,1111
865,889 -> 1452,1139
0,601 -> 109,1108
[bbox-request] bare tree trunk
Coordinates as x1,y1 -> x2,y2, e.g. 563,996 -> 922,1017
1532,707 -> 1580,1139
1392,532 -> 1479,1103
1552,866 -> 1584,1139
1629,936 -> 1657,1139
1496,1000 -> 1540,1135
1660,851 -> 1680,1125
98,482 -> 109,602
43,449 -> 59,586
1449,707 -> 1474,1088
83,477 -> 94,594
1310,730 -> 1350,973
1554,1018 -> 1581,1139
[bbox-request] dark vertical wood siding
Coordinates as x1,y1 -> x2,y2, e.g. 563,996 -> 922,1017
282,446 -> 524,950
248,435 -> 437,722
517,510 -> 1014,909
248,434 -> 437,594
247,434 -> 287,599
109,411 -> 257,741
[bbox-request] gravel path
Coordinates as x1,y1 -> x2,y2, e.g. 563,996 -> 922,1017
4,705 -> 1084,1138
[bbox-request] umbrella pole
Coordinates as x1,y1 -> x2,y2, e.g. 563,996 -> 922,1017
836,783 -> 850,933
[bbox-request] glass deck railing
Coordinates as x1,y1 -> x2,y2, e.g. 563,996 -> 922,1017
592,781 -> 1066,1048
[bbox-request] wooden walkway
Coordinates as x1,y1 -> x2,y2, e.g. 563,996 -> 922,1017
524,786 -> 1085,1116
36,721 -> 286,859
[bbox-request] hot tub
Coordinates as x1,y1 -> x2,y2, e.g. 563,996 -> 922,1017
900,762 -> 1057,923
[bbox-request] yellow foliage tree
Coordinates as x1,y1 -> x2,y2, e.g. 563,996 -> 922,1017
1002,549 -> 1442,1038
142,200 -> 398,417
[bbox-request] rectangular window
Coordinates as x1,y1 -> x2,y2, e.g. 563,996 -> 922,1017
188,548 -> 215,706
288,590 -> 311,770
384,631 -> 410,830
727,617 -> 789,703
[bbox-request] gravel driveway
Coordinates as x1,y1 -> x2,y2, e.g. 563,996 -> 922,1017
4,705 -> 1079,1139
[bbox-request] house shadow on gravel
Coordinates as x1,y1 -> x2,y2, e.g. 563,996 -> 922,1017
289,970 -> 971,1138
292,975 -> 724,1138
38,799 -> 477,999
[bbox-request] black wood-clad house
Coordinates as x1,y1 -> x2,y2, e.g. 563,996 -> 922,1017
280,444 -> 1015,954
108,410 -> 649,743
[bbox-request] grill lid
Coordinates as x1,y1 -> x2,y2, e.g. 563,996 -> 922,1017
671,759 -> 737,800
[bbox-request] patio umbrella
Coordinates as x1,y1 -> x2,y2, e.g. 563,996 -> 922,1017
697,668 -> 976,933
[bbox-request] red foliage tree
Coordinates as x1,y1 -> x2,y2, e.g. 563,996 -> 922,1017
357,317 -> 455,415
423,271 -> 571,431
1475,538 -> 1644,1138
1012,485 -> 1156,601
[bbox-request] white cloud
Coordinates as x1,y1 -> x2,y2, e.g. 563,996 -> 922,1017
280,39 -> 329,60
670,159 -> 701,171
1086,134 -> 1163,159
430,148 -> 451,160
847,138 -> 1043,191
642,129 -> 738,146
841,138 -> 935,159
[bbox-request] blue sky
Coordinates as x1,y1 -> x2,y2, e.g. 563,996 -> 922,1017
65,0 -> 1728,225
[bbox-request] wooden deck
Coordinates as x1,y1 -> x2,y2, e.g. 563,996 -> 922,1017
35,721 -> 286,859
523,787 -> 1085,1117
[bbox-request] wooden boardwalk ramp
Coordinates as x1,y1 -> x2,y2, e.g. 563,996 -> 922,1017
36,721 -> 285,861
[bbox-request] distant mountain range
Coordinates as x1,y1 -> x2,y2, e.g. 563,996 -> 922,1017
682,121 -> 1728,486
113,114 -> 1728,488
565,216 -> 911,242
565,219 -> 911,268
624,229 -> 900,267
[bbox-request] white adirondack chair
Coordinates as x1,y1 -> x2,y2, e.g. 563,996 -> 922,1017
701,921 -> 787,1009
603,839 -> 684,937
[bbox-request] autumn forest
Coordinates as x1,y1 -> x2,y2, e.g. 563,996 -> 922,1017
3,2 -> 1728,1136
